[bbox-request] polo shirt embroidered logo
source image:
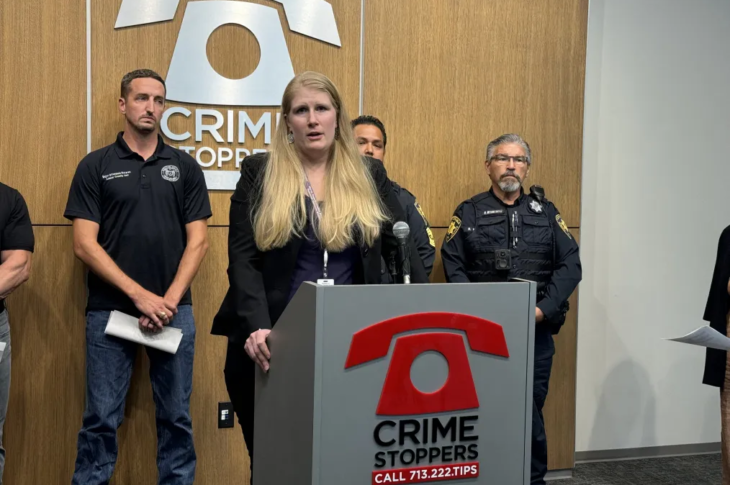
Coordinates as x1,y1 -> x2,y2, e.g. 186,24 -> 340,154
161,165 -> 181,182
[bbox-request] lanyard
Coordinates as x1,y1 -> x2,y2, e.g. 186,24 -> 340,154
304,176 -> 329,279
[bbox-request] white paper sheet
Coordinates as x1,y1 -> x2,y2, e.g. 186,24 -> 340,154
665,325 -> 730,351
104,310 -> 183,354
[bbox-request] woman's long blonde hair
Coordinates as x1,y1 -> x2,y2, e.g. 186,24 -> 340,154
253,72 -> 388,252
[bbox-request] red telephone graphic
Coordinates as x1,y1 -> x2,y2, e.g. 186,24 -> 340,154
344,312 -> 509,416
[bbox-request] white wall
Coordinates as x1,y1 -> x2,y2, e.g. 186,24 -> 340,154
577,0 -> 730,452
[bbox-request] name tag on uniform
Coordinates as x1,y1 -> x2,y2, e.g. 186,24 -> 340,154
317,279 -> 335,286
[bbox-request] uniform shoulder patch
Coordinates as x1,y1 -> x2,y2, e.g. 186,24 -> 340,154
445,216 -> 462,243
414,201 -> 429,224
414,201 -> 436,247
555,214 -> 572,239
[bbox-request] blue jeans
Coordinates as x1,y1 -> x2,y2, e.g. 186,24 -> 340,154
72,306 -> 196,485
0,310 -> 11,485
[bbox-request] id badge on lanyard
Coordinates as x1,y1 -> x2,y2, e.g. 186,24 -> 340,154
304,176 -> 334,286
318,250 -> 334,286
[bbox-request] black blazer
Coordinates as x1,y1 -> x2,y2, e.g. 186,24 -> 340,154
703,225 -> 730,387
211,152 -> 428,343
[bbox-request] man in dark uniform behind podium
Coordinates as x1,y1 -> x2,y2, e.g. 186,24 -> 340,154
352,115 -> 436,280
441,133 -> 581,485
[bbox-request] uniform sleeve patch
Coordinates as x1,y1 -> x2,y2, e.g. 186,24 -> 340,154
445,216 -> 462,243
414,202 -> 428,224
556,214 -> 572,239
426,227 -> 436,247
414,201 -> 436,247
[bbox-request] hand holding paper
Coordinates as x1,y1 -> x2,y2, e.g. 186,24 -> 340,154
105,310 -> 183,354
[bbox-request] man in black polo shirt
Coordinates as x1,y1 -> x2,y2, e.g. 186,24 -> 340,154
64,69 -> 211,485
0,182 -> 34,483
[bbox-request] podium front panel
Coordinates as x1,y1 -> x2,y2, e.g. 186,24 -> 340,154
313,282 -> 535,485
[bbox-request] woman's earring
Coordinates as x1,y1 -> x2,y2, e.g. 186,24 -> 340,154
287,132 -> 294,144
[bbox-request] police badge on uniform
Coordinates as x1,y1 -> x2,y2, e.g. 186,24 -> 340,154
445,216 -> 461,243
528,199 -> 543,214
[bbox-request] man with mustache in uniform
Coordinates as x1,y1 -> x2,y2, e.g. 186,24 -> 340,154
441,133 -> 581,485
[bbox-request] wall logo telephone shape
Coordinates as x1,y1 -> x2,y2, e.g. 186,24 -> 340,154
345,312 -> 510,416
114,0 -> 341,106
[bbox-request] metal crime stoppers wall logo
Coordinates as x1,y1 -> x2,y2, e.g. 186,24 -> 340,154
345,312 -> 509,416
114,0 -> 341,106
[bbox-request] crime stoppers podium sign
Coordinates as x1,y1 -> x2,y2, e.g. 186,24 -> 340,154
345,313 -> 510,484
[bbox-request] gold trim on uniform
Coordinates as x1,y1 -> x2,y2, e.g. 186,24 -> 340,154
445,216 -> 462,243
556,214 -> 572,239
414,201 -> 436,247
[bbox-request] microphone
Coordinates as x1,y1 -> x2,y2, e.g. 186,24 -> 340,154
393,221 -> 411,284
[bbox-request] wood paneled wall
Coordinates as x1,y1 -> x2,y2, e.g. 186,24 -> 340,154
363,0 -> 587,228
0,0 -> 86,223
0,0 -> 587,482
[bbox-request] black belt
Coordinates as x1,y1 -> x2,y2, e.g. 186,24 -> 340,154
0,299 -> 4,312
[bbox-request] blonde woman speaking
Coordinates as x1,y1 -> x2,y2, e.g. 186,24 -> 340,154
211,71 -> 427,470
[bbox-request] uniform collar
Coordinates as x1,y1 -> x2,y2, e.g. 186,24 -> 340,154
114,131 -> 172,161
489,186 -> 526,207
